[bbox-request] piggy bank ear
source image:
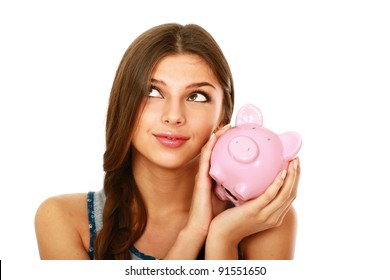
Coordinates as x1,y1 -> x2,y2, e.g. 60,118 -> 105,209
236,104 -> 263,126
279,132 -> 302,160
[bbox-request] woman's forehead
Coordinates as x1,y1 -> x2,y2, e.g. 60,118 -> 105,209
151,54 -> 220,86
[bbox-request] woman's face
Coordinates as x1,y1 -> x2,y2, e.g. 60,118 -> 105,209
132,54 -> 225,170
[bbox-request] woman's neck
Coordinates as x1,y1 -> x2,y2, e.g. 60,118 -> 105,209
132,153 -> 199,218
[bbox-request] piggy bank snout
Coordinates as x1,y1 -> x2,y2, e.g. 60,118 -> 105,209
228,136 -> 259,163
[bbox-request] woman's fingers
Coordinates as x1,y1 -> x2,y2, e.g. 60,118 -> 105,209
189,131 -> 224,225
272,158 -> 300,208
208,158 -> 301,242
214,124 -> 231,137
255,158 -> 299,208
240,158 -> 300,229
196,125 -> 231,189
248,168 -> 287,210
197,133 -> 218,177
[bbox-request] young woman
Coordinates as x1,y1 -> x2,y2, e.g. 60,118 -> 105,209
35,23 -> 300,260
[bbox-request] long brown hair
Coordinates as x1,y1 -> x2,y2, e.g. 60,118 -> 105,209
94,23 -> 235,259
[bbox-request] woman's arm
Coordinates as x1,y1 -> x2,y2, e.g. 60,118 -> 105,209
240,206 -> 297,259
204,207 -> 297,259
163,133 -> 221,259
162,226 -> 207,259
175,124 -> 300,260
34,194 -> 90,260
164,128 -> 230,260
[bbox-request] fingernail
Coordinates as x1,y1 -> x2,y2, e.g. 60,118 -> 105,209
222,124 -> 231,129
294,159 -> 298,170
281,169 -> 287,180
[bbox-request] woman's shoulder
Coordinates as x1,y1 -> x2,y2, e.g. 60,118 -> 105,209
35,193 -> 89,223
34,193 -> 91,259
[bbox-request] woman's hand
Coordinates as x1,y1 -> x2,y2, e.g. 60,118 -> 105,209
206,157 -> 300,259
185,125 -> 231,237
164,125 -> 230,259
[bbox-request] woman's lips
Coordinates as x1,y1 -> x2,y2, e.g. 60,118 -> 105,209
154,133 -> 190,148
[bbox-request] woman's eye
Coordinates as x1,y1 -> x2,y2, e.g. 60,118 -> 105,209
187,92 -> 209,103
148,87 -> 163,98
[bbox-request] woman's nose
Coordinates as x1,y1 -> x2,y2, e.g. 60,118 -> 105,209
161,100 -> 186,126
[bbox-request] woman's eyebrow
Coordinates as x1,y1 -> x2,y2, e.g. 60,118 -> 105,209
186,82 -> 216,89
150,78 -> 166,86
151,79 -> 216,89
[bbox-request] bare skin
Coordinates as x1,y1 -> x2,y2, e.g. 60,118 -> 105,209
35,193 -> 91,260
35,170 -> 298,260
35,54 -> 300,260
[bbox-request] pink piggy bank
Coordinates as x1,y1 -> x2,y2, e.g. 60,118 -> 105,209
210,104 -> 302,206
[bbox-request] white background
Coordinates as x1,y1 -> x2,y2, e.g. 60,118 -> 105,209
1,0 -> 389,278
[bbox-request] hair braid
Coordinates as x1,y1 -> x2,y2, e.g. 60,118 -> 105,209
95,158 -> 146,259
